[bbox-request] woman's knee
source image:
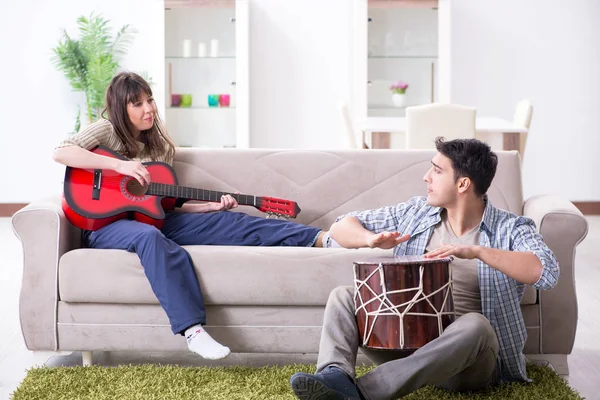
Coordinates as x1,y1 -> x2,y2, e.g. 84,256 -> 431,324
130,224 -> 166,246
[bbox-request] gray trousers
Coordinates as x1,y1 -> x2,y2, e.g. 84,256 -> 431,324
317,287 -> 500,400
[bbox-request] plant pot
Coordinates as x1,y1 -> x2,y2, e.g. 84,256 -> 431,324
392,93 -> 407,108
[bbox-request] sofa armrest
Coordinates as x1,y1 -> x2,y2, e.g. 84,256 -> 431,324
523,195 -> 588,354
11,198 -> 81,351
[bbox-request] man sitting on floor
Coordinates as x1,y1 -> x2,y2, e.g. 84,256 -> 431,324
289,137 -> 558,400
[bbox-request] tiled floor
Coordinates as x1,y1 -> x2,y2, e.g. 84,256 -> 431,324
1,216 -> 599,399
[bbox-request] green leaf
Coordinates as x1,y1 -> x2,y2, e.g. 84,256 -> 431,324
139,70 -> 154,86
111,24 -> 138,62
51,12 -> 137,126
87,54 -> 118,120
74,106 -> 81,134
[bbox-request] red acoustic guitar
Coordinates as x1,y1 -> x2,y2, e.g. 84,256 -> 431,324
62,146 -> 301,231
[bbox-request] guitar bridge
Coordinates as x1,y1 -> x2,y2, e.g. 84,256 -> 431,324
92,169 -> 102,200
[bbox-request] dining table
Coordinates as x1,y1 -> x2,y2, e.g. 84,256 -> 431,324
356,117 -> 527,151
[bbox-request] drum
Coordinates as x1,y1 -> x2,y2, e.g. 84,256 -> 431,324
354,255 -> 455,354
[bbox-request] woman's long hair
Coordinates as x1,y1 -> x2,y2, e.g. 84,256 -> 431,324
102,72 -> 176,161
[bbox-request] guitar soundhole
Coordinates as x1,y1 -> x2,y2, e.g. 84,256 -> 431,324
126,179 -> 148,196
120,177 -> 151,201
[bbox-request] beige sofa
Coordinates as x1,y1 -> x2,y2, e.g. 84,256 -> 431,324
12,148 -> 588,373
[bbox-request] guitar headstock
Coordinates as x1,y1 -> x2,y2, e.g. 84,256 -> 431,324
256,196 -> 301,219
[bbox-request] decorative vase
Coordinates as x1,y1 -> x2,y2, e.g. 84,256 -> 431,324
219,94 -> 230,107
180,94 -> 193,107
171,94 -> 182,107
392,93 -> 407,108
208,94 -> 219,107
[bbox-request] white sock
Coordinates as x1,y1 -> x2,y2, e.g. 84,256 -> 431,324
185,325 -> 231,360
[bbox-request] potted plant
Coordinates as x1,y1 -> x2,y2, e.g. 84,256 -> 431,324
390,81 -> 409,108
52,12 -> 137,133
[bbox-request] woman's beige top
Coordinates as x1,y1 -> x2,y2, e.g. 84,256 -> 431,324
57,119 -> 174,165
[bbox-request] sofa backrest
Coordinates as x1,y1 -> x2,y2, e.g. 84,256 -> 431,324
173,149 -> 523,230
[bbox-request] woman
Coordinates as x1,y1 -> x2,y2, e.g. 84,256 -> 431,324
53,72 -> 326,360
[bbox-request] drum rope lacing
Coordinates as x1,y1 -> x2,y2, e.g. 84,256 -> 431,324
354,262 -> 454,349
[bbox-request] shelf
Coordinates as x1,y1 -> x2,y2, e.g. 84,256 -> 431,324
368,55 -> 437,59
166,106 -> 236,109
165,0 -> 235,8
166,56 -> 236,59
368,0 -> 438,8
368,106 -> 408,110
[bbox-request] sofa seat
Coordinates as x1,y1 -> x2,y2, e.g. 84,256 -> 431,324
58,246 -> 538,306
59,246 -> 393,305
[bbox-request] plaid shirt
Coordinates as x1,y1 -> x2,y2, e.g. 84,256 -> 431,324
334,196 -> 559,382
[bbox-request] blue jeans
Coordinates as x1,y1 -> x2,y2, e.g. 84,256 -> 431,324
84,211 -> 321,334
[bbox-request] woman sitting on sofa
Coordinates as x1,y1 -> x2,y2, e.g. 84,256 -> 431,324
52,71 -> 327,360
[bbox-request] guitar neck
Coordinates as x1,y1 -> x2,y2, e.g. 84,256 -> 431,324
147,183 -> 257,206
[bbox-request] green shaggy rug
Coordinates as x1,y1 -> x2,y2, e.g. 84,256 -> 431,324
11,363 -> 583,400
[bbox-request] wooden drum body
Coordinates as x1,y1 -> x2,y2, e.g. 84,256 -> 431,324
354,256 -> 455,354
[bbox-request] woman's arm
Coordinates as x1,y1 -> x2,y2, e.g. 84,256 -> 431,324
53,145 -> 120,170
52,145 -> 151,186
176,195 -> 239,214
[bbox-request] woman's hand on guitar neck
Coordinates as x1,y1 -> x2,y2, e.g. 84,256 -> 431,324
209,194 -> 239,211
115,160 -> 151,186
180,194 -> 239,214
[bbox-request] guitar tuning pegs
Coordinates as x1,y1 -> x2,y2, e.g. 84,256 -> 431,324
264,212 -> 291,220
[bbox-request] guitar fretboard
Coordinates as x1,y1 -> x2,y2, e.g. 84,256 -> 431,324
147,183 -> 256,206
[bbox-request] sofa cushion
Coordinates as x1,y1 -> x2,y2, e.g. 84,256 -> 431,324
59,246 -> 393,305
59,246 -> 538,306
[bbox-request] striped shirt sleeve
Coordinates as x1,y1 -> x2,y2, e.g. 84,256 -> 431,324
56,119 -> 113,150
510,216 -> 560,290
334,198 -> 417,234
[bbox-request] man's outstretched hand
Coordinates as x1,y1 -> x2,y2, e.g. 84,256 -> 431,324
367,231 -> 411,249
424,244 -> 479,260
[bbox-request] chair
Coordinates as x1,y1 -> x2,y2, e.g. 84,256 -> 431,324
513,99 -> 533,158
406,103 -> 476,149
337,101 -> 358,148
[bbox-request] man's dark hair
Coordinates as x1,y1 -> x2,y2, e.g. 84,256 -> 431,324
434,137 -> 498,197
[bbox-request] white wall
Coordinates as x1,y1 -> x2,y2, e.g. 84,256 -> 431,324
248,0 -> 354,149
3,0 -> 599,203
0,0 -> 165,203
444,0 -> 600,201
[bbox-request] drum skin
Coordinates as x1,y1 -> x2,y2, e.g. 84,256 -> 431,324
354,256 -> 455,354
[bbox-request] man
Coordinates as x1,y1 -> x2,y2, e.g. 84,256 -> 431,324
289,137 -> 558,400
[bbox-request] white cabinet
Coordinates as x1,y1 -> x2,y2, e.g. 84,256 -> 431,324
367,7 -> 438,116
353,0 -> 440,147
164,0 -> 249,148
